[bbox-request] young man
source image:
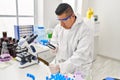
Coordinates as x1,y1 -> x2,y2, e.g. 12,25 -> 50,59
49,3 -> 94,78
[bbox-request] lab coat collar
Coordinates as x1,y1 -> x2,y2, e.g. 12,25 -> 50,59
70,13 -> 83,30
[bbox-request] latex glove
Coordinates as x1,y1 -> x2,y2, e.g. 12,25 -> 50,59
49,64 -> 60,74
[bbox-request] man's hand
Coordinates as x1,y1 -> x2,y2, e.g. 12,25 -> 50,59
49,64 -> 60,74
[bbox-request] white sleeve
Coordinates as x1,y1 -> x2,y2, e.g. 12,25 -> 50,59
48,24 -> 60,54
59,24 -> 94,74
50,24 -> 60,47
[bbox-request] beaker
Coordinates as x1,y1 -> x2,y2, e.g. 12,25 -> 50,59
46,28 -> 53,41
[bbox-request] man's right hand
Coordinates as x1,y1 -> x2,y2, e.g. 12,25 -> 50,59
49,64 -> 60,74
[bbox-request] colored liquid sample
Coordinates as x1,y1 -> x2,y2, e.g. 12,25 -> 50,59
47,33 -> 52,39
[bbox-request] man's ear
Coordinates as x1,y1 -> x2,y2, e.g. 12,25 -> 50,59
71,14 -> 75,17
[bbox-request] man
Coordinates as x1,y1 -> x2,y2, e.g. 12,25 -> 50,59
49,3 -> 94,78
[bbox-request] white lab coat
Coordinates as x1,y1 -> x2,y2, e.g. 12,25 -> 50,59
50,14 -> 94,78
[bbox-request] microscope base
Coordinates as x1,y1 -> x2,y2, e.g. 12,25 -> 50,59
19,60 -> 39,68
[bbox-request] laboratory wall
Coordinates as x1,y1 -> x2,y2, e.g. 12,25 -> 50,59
35,0 -> 61,27
43,0 -> 61,28
85,0 -> 120,60
34,0 -> 44,25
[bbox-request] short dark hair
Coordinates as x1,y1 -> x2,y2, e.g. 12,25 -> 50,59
55,3 -> 73,16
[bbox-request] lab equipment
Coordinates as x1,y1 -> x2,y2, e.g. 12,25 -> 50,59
40,39 -> 48,46
73,71 -> 84,80
47,32 -> 52,39
94,15 -> 98,22
15,34 -> 39,68
86,8 -> 94,19
0,32 -> 19,58
17,34 -> 37,47
27,73 -> 35,80
14,25 -> 34,40
0,32 -> 19,61
46,72 -> 74,80
46,42 -> 56,50
34,26 -> 46,43
0,41 -> 11,62
46,28 -> 53,41
103,77 -> 120,80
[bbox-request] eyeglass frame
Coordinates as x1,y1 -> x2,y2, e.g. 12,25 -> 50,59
57,14 -> 72,21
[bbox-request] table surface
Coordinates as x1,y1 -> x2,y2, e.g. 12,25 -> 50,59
0,59 -> 51,80
0,44 -> 55,80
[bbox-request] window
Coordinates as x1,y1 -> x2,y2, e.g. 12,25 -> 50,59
0,0 -> 34,38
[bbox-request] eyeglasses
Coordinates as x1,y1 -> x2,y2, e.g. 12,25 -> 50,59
57,15 -> 71,21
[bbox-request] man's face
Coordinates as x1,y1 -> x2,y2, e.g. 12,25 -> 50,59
57,13 -> 74,29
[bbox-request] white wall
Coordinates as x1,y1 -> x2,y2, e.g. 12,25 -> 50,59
62,0 -> 76,12
34,0 -> 44,25
76,0 -> 82,15
43,0 -> 61,28
86,0 -> 120,60
81,0 -> 89,17
36,0 -> 62,27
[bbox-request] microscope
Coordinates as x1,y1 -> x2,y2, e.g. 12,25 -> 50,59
15,34 -> 39,68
